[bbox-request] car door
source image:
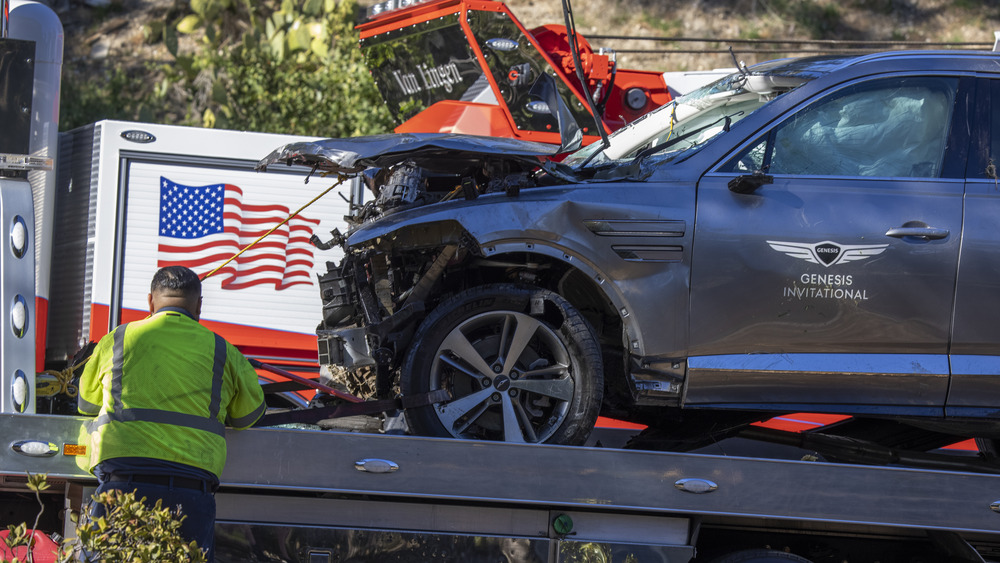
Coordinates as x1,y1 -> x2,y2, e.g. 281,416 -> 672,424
685,74 -> 971,416
947,77 -> 1000,419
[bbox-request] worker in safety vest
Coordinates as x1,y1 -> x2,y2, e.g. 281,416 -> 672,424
78,265 -> 266,561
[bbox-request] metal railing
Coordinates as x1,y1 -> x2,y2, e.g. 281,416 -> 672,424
586,34 -> 997,56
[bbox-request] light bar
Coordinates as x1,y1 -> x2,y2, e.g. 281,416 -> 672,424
526,101 -> 551,115
11,439 -> 58,457
366,0 -> 434,20
0,153 -> 54,171
10,294 -> 27,338
9,215 -> 26,259
485,38 -> 519,52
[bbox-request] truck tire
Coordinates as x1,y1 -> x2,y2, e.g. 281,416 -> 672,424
709,549 -> 813,563
401,284 -> 603,445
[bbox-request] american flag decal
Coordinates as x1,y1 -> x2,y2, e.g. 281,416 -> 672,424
157,176 -> 319,290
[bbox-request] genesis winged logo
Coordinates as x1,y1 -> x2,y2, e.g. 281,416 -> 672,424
766,240 -> 888,267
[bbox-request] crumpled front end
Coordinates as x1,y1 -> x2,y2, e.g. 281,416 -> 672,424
316,234 -> 465,397
258,132 -> 562,398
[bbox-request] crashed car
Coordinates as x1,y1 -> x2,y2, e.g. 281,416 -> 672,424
258,50 -> 1000,448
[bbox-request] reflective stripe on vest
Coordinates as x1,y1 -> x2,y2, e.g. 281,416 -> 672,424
92,323 -> 227,438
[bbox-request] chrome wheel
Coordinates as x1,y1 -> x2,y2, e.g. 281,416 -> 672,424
430,310 -> 574,442
402,285 -> 602,445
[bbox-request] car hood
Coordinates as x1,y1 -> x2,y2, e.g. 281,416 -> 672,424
256,132 -> 559,175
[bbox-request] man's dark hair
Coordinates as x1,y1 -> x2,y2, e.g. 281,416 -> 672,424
150,266 -> 202,300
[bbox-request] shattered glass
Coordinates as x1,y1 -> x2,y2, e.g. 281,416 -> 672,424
562,65 -> 812,170
767,77 -> 956,178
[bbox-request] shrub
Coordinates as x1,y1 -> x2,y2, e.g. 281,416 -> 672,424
61,0 -> 394,138
3,474 -> 206,563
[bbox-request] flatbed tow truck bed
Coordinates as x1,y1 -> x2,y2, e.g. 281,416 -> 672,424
5,413 -> 1000,562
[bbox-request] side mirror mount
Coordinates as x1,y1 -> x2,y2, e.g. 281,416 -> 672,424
728,171 -> 773,194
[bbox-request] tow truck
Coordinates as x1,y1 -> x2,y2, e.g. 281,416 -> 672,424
5,1 -> 1000,562
357,0 -> 671,146
356,0 -> 734,150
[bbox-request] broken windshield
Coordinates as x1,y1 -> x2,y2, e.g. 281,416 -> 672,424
562,68 -> 812,170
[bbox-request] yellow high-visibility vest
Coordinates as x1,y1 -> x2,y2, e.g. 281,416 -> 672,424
78,309 -> 265,477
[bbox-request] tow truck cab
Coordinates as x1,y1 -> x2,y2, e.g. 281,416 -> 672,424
358,0 -> 674,145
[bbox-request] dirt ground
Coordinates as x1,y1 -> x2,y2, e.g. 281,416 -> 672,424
50,0 -> 1000,74
506,0 -> 1000,70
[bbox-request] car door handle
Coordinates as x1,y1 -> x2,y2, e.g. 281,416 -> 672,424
884,226 -> 950,240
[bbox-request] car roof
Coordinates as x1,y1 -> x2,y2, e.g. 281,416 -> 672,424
748,50 -> 1000,79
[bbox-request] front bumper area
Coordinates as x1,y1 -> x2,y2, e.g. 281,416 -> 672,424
317,326 -> 376,369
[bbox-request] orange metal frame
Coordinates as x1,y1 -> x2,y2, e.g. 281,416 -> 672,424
358,0 -> 637,145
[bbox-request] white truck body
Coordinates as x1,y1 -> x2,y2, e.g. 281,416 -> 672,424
46,121 -> 355,369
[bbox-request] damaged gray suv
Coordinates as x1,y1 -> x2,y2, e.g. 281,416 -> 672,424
259,50 -> 1000,449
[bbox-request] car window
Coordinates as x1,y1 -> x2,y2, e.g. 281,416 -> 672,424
991,79 -> 1000,180
362,13 -> 491,123
466,10 -> 598,135
563,68 -> 813,170
723,76 -> 958,178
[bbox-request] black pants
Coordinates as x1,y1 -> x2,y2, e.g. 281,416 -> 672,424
94,475 -> 216,561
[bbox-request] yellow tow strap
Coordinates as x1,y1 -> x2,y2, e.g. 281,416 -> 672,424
38,354 -> 89,398
201,174 -> 348,281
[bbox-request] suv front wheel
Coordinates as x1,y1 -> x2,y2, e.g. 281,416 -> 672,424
401,284 -> 603,445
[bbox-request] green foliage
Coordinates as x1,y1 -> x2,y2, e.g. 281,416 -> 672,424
2,473 -> 50,563
559,541 -> 639,563
640,14 -> 682,36
3,475 -> 206,563
70,489 -> 207,563
60,0 -> 393,138
792,1 -> 842,38
755,0 -> 843,39
850,0 -> 897,16
59,64 -> 156,131
3,523 -> 44,563
159,0 -> 394,137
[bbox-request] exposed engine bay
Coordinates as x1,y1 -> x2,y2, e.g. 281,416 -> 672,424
257,133 -> 563,225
